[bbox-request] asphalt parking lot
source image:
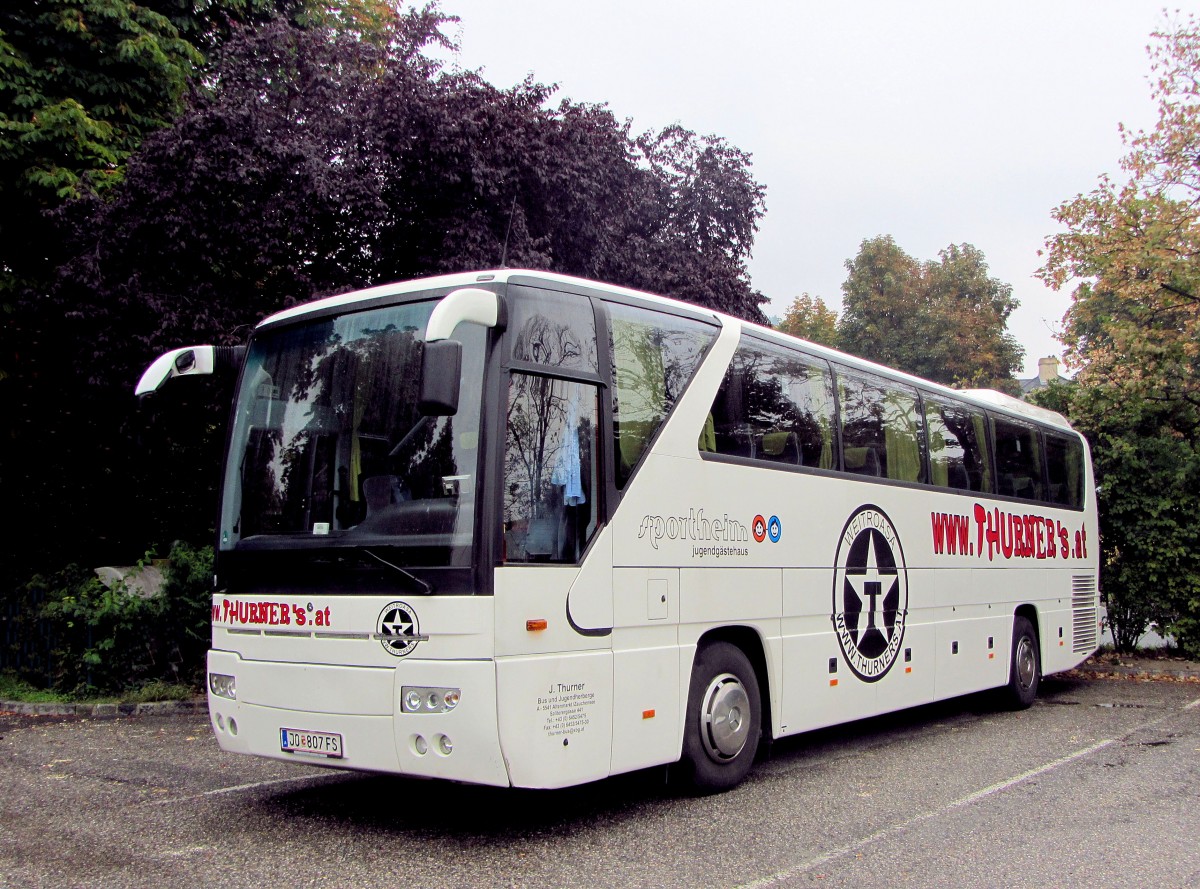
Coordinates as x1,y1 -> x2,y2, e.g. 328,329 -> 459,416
1,674 -> 1197,889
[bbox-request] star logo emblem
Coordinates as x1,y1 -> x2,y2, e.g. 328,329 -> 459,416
377,602 -> 420,657
832,506 -> 908,682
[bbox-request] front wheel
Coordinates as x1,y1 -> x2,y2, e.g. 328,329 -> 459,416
1001,616 -> 1040,710
679,641 -> 762,793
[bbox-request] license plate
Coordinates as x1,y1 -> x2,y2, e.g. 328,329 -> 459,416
280,727 -> 343,758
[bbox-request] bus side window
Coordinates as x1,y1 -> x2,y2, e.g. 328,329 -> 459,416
707,339 -> 835,469
993,417 -> 1044,502
837,369 -> 924,483
503,375 -> 600,564
925,396 -> 992,493
1045,431 -> 1085,508
608,303 -> 717,487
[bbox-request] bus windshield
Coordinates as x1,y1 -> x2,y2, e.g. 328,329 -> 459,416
218,298 -> 486,579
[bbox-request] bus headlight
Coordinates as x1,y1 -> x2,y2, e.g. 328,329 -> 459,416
401,686 -> 460,713
209,672 -> 236,700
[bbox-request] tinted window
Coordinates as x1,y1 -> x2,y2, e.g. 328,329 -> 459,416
837,369 -> 925,483
1045,431 -> 1085,508
924,396 -> 993,493
503,375 -> 600,562
608,303 -> 717,487
993,417 -> 1045,501
706,339 -> 835,468
508,285 -> 598,373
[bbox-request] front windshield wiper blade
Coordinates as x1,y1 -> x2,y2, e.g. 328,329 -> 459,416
360,548 -> 433,595
389,415 -> 431,457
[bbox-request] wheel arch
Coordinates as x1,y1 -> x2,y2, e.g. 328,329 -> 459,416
692,625 -> 773,743
1013,603 -> 1041,669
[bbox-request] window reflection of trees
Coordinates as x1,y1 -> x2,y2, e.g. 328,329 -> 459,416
838,372 -> 923,481
609,306 -> 715,486
504,374 -> 597,563
926,399 -> 990,492
729,347 -> 835,467
233,305 -> 474,547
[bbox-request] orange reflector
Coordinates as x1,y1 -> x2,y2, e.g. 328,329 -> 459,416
988,653 -> 995,659
642,709 -> 655,720
1059,640 -> 1064,646
526,619 -> 547,632
829,678 -> 838,687
905,666 -> 912,673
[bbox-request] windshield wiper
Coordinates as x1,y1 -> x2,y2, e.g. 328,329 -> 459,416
389,415 -> 431,457
360,548 -> 433,595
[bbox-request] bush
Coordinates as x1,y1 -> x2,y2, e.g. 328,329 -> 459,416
5,541 -> 213,695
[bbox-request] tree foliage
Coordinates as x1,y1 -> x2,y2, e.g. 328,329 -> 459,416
838,236 -> 1023,391
1039,14 -> 1200,654
1,7 -> 767,595
777,293 -> 839,347
0,0 -> 392,304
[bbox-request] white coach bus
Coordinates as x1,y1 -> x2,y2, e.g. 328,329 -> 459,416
137,270 -> 1099,791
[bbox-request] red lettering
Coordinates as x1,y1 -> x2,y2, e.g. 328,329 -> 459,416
294,605 -> 306,626
1044,518 -> 1056,558
1059,525 -> 1069,559
279,603 -> 290,626
323,606 -> 331,626
933,513 -> 948,555
1000,513 -> 1014,559
1081,528 -> 1088,559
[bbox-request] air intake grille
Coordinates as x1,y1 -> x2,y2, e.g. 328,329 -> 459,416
1072,575 -> 1099,653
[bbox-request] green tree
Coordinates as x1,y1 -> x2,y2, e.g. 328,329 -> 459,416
777,293 -> 838,347
1039,13 -> 1200,654
838,236 -> 1023,391
0,9 -> 768,600
0,0 -> 203,302
0,0 -> 390,304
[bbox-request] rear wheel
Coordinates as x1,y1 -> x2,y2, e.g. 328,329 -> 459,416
1001,616 -> 1040,710
679,641 -> 762,793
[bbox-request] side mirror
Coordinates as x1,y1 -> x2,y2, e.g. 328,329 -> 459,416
135,345 -> 245,395
419,339 -> 462,416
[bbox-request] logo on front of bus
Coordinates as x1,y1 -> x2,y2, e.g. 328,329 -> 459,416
832,505 -> 908,683
377,601 -> 421,657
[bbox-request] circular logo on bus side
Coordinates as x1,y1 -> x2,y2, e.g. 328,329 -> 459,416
831,505 -> 908,682
377,601 -> 420,657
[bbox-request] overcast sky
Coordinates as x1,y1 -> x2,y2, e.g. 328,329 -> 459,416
435,0 -> 1181,378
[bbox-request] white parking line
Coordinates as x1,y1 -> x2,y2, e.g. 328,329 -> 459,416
142,772 -> 343,807
737,739 -> 1117,888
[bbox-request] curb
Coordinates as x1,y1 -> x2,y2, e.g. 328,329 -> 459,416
1066,663 -> 1200,682
0,697 -> 207,719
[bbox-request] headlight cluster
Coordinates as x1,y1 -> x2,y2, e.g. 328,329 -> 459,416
208,672 -> 236,700
401,685 -> 460,713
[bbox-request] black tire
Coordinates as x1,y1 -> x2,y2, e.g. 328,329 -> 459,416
679,641 -> 762,793
1001,616 -> 1040,710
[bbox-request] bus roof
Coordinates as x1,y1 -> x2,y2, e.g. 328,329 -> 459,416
258,269 -> 1073,432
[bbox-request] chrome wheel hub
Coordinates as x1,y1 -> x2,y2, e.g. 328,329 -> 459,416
700,672 -> 750,761
1015,635 -> 1037,690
